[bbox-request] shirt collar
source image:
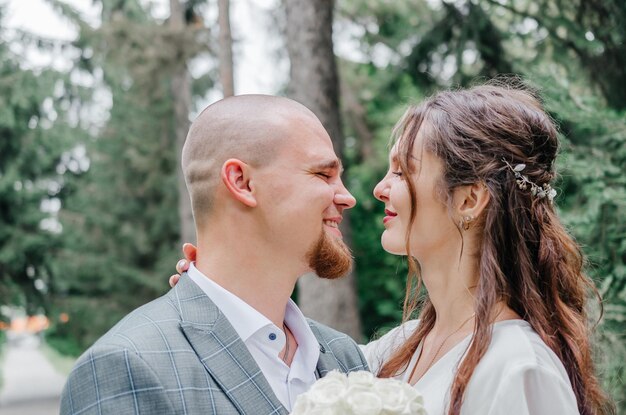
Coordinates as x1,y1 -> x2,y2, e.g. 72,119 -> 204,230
284,298 -> 320,379
186,263 -> 321,373
187,262 -> 272,343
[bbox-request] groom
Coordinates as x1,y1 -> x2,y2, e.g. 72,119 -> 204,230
60,95 -> 368,414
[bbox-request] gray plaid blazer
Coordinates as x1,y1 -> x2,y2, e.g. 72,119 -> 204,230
60,274 -> 369,414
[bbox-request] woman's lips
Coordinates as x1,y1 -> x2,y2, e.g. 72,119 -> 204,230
383,209 -> 397,224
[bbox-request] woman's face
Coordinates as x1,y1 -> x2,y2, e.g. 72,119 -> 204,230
373,128 -> 458,259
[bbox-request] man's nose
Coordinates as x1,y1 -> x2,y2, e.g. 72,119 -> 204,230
335,182 -> 357,209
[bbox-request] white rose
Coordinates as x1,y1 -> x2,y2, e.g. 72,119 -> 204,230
347,370 -> 376,387
402,389 -> 426,415
305,371 -> 348,409
291,393 -> 313,415
345,385 -> 383,415
373,378 -> 413,414
307,406 -> 343,415
320,370 -> 349,385
291,371 -> 428,415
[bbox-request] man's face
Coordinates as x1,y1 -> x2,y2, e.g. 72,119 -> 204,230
254,112 -> 356,279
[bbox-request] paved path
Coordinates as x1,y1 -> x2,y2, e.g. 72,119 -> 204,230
0,333 -> 68,415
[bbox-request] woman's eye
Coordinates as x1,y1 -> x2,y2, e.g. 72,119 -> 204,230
392,171 -> 403,177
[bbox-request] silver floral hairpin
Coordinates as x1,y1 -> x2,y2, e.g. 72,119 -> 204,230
502,158 -> 557,203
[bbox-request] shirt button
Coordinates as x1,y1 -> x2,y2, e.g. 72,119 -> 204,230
268,333 -> 277,341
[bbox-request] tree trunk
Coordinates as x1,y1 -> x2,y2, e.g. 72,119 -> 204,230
341,79 -> 375,164
284,0 -> 362,341
170,0 -> 196,244
218,0 -> 235,97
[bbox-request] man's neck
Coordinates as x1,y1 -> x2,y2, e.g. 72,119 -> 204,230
195,239 -> 304,328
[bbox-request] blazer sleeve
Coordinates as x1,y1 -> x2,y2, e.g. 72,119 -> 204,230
60,346 -> 175,415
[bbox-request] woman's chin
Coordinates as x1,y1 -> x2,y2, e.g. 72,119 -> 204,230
380,236 -> 406,256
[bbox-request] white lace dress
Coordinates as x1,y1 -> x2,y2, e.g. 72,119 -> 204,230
361,319 -> 579,415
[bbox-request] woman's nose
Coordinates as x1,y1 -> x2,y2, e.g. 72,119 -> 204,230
373,178 -> 389,202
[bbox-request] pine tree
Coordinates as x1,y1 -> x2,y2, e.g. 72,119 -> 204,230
48,0 -> 213,352
0,5 -> 86,315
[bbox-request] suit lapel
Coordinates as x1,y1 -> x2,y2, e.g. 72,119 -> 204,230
308,321 -> 349,379
173,275 -> 288,415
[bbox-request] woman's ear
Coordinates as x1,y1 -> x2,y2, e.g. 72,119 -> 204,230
221,158 -> 257,207
454,182 -> 490,223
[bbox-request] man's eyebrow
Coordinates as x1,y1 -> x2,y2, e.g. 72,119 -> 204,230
312,159 -> 344,173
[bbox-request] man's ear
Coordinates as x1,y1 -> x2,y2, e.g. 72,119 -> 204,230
221,159 -> 257,207
454,182 -> 490,222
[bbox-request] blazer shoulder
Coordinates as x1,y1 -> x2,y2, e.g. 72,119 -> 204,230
61,343 -> 174,414
94,293 -> 184,351
307,319 -> 353,344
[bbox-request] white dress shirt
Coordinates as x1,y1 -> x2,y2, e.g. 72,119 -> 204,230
362,319 -> 579,415
187,263 -> 320,411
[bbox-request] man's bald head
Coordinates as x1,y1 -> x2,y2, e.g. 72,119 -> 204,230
182,94 -> 320,224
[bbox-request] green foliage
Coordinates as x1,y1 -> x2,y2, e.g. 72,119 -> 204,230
0,5 -> 88,313
47,4 -> 206,352
546,87 -> 626,406
482,0 -> 626,110
38,0 -> 215,353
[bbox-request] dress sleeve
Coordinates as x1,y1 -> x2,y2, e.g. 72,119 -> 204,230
486,363 -> 580,415
359,320 -> 420,375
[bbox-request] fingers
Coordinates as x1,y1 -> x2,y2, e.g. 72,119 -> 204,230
172,243 -> 195,283
169,274 -> 180,288
176,259 -> 189,274
182,243 -> 197,261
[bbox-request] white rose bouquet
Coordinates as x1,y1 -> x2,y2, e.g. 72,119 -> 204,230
291,370 -> 427,415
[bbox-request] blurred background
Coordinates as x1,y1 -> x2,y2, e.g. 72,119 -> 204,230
0,0 -> 624,413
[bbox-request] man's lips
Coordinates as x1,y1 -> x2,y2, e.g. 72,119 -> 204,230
323,217 -> 342,237
383,209 -> 397,224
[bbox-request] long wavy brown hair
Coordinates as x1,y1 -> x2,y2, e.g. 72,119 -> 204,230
377,82 -> 613,415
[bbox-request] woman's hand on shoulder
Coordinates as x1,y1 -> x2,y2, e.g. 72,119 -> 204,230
169,243 -> 197,287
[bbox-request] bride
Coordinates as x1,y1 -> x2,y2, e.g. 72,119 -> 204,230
172,83 -> 612,414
